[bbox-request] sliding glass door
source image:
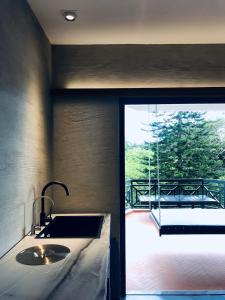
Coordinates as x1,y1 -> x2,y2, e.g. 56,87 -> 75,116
125,102 -> 225,294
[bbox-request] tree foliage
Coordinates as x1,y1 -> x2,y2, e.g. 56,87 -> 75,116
126,111 -> 225,180
125,142 -> 150,180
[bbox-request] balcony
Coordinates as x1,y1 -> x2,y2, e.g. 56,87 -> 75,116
126,179 -> 225,292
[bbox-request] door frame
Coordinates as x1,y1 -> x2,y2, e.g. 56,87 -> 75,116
119,87 -> 225,297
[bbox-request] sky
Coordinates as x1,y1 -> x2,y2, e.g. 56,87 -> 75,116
125,104 -> 225,144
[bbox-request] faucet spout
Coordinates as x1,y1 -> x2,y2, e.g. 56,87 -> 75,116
40,181 -> 70,226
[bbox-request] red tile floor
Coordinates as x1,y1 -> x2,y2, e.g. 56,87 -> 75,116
126,211 -> 225,292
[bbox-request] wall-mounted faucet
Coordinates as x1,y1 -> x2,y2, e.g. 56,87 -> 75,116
40,181 -> 69,226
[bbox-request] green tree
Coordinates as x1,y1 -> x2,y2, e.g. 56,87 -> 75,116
144,111 -> 225,179
125,142 -> 151,180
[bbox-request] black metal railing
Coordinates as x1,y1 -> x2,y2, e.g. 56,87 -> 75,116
126,178 -> 225,209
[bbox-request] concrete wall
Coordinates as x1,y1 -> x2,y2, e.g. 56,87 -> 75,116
0,0 -> 51,257
52,44 -> 225,89
53,94 -> 119,214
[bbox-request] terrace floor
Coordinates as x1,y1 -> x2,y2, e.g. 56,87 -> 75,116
126,210 -> 225,293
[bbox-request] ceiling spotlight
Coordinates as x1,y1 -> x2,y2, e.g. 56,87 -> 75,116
62,10 -> 77,22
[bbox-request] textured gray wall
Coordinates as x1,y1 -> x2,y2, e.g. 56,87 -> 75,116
53,95 -> 119,214
0,0 -> 51,257
52,44 -> 225,89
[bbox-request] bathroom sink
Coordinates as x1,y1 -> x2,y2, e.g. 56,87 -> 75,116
36,215 -> 104,239
16,244 -> 70,265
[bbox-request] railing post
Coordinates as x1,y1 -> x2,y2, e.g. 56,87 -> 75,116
130,180 -> 134,208
178,180 -> 180,201
202,179 -> 204,200
135,188 -> 138,207
224,181 -> 225,208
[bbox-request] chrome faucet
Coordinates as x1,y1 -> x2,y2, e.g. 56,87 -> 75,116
40,181 -> 69,226
31,196 -> 54,235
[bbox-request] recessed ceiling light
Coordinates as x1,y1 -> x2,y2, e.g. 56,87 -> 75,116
62,10 -> 77,22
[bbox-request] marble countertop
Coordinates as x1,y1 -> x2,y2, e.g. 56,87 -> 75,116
0,213 -> 110,300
